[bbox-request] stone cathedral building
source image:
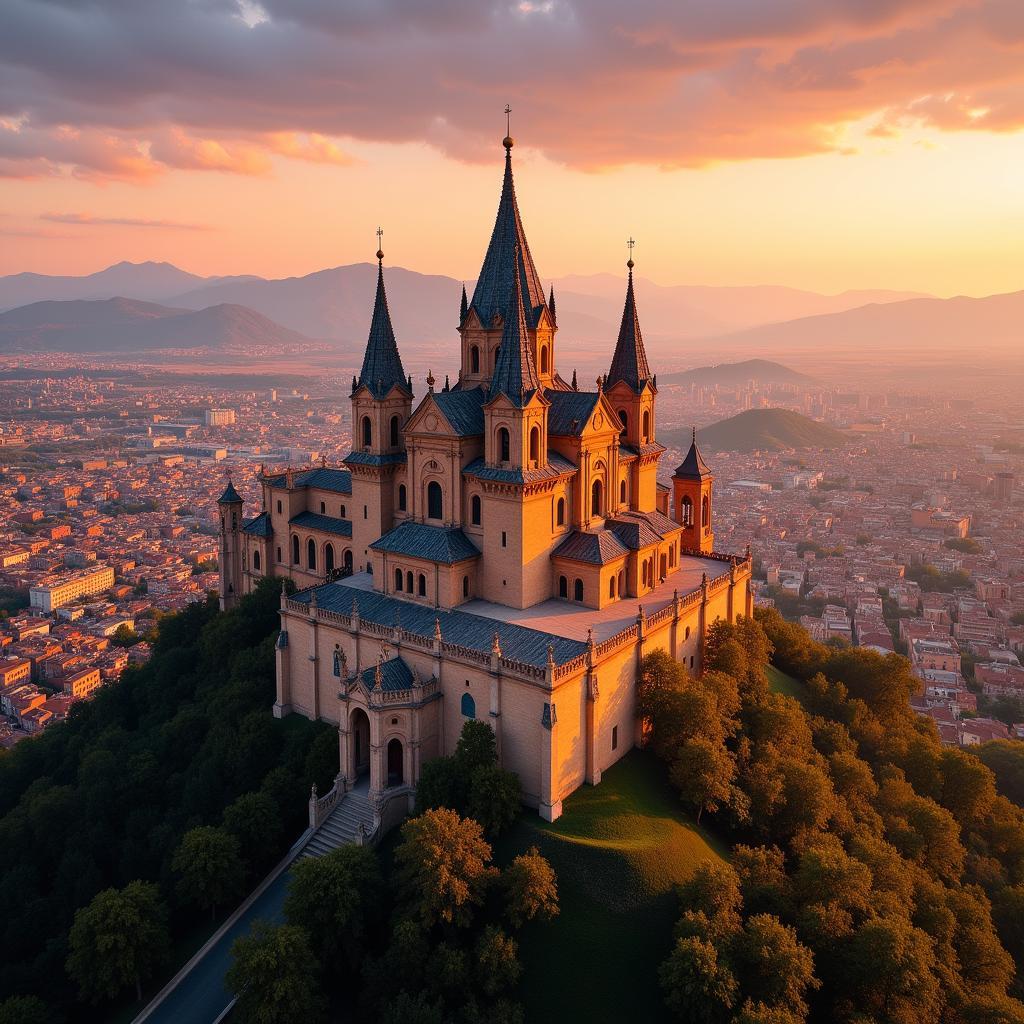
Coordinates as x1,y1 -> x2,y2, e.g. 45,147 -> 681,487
218,133 -> 752,822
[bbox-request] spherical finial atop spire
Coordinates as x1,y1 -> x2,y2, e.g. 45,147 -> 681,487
503,104 -> 514,151
375,226 -> 384,263
627,235 -> 636,271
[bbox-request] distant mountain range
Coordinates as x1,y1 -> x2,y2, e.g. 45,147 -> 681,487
0,297 -> 317,353
657,359 -> 810,387
662,409 -> 850,453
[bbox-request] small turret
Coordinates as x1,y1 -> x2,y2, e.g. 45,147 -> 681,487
217,476 -> 244,610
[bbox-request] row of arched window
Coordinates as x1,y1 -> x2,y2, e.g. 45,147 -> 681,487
360,414 -> 403,450
469,343 -> 550,377
678,495 -> 710,529
287,535 -> 352,575
395,481 -> 444,520
558,575 -> 585,602
393,567 -> 473,601
492,425 -> 542,465
616,407 -> 652,442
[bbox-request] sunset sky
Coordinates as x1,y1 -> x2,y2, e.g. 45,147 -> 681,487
2,0 -> 1024,296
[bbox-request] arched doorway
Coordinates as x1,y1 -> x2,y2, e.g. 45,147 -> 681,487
324,543 -> 335,575
387,738 -> 404,787
351,708 -> 370,780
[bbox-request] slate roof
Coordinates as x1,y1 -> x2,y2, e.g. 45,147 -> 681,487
290,511 -> 353,538
552,530 -> 630,565
343,451 -> 407,468
675,430 -> 712,479
606,266 -> 653,393
469,143 -> 548,330
431,388 -> 486,436
217,480 -> 242,504
242,510 -> 272,537
547,391 -> 600,436
267,468 -> 352,494
357,260 -> 411,400
488,243 -> 541,408
609,509 -> 682,550
359,657 -> 417,692
370,522 -> 480,564
295,583 -> 588,667
463,451 -> 576,485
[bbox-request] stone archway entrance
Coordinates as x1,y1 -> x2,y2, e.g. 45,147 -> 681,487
351,708 -> 370,780
386,737 -> 404,788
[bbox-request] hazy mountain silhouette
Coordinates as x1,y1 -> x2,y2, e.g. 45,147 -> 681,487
0,297 -> 316,353
662,409 -> 849,453
657,359 -> 810,387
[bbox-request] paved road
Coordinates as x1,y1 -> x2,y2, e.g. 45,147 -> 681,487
138,864 -> 293,1024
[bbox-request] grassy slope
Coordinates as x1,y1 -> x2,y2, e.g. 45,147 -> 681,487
496,750 -> 727,1024
767,664 -> 803,699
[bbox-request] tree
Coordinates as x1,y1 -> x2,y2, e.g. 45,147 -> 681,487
0,996 -> 49,1024
111,622 -> 140,647
284,844 -> 381,969
660,935 -> 738,1023
415,756 -> 459,814
394,808 -> 498,928
223,790 -> 285,871
467,763 -> 521,836
977,741 -> 1024,808
172,825 -> 245,919
669,736 -> 737,823
226,921 -> 325,1024
504,846 -> 559,927
454,719 -> 499,775
938,748 -> 997,826
474,925 -> 521,997
733,914 -> 818,1017
66,881 -> 170,1003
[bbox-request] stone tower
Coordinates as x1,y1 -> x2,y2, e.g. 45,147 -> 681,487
217,477 -> 244,610
673,429 -> 715,554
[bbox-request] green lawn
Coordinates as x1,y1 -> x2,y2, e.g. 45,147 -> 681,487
767,664 -> 803,699
495,750 -> 727,1024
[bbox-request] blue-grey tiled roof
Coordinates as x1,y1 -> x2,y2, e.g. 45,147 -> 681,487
343,451 -> 407,468
606,268 -> 653,393
609,509 -> 681,550
357,262 -> 411,400
489,244 -> 541,408
268,468 -> 352,495
290,511 -> 352,538
360,657 -> 416,692
552,530 -> 630,565
217,480 -> 242,504
547,391 -> 600,436
295,584 -> 588,667
242,510 -> 272,537
675,431 -> 713,479
462,451 -> 576,485
370,522 -> 480,564
432,388 -> 486,436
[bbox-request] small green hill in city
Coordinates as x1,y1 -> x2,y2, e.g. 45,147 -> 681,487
664,408 -> 850,453
658,358 -> 810,387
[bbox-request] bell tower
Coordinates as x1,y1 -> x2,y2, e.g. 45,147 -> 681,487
217,477 -> 244,610
673,428 -> 714,554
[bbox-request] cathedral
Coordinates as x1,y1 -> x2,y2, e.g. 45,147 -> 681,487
218,131 -> 753,822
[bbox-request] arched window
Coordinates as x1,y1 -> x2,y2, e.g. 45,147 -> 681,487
463,575 -> 470,598
618,570 -> 624,595
540,346 -> 549,374
556,497 -> 565,526
343,549 -> 353,572
325,543 -> 334,574
406,570 -> 414,594
253,550 -> 261,572
620,479 -> 627,504
461,692 -> 476,719
361,415 -> 372,448
681,496 -> 693,527
418,573 -> 426,597
307,538 -> 317,570
291,535 -> 300,564
320,501 -> 326,513
618,410 -> 628,434
427,481 -> 443,520
685,626 -> 691,640
591,478 -> 603,517
470,345 -> 480,374
394,567 -> 403,591
398,484 -> 407,512
340,504 -> 346,517
390,415 -> 400,447
498,427 -> 510,463
642,409 -> 651,440
276,545 -> 282,563
529,426 -> 540,464
574,578 -> 584,602
559,575 -> 568,598
471,494 -> 481,526
609,575 -> 616,599
701,495 -> 709,528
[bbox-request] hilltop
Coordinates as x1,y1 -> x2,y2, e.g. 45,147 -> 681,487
663,408 -> 849,453
657,358 -> 810,387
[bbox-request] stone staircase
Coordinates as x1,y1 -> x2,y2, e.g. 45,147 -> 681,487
300,790 -> 376,859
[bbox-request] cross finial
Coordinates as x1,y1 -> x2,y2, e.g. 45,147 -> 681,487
626,236 -> 635,271
503,105 -> 514,151
375,226 -> 384,262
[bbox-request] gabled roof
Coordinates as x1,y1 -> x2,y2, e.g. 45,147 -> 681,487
267,468 -> 352,495
370,522 -> 480,564
552,530 -> 630,565
463,451 -> 576,485
359,657 -> 417,693
289,511 -> 352,538
430,387 -> 487,437
217,480 -> 242,504
488,243 -> 541,408
547,391 -> 600,437
609,509 -> 682,550
242,510 -> 272,537
356,259 -> 411,400
606,263 -> 653,393
470,142 -> 548,330
675,429 -> 713,480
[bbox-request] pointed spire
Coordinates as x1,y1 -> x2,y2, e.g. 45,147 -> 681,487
443,374 -> 450,392
217,475 -> 242,505
548,284 -> 557,323
460,283 -> 468,323
469,124 -> 547,330
489,243 -> 540,407
356,235 -> 409,400
606,241 -> 653,393
675,426 -> 712,479
571,368 -> 578,391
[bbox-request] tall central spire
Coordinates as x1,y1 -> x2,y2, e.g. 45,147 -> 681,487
606,243 -> 653,393
489,242 -> 540,406
470,131 -> 547,330
356,237 -> 409,399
